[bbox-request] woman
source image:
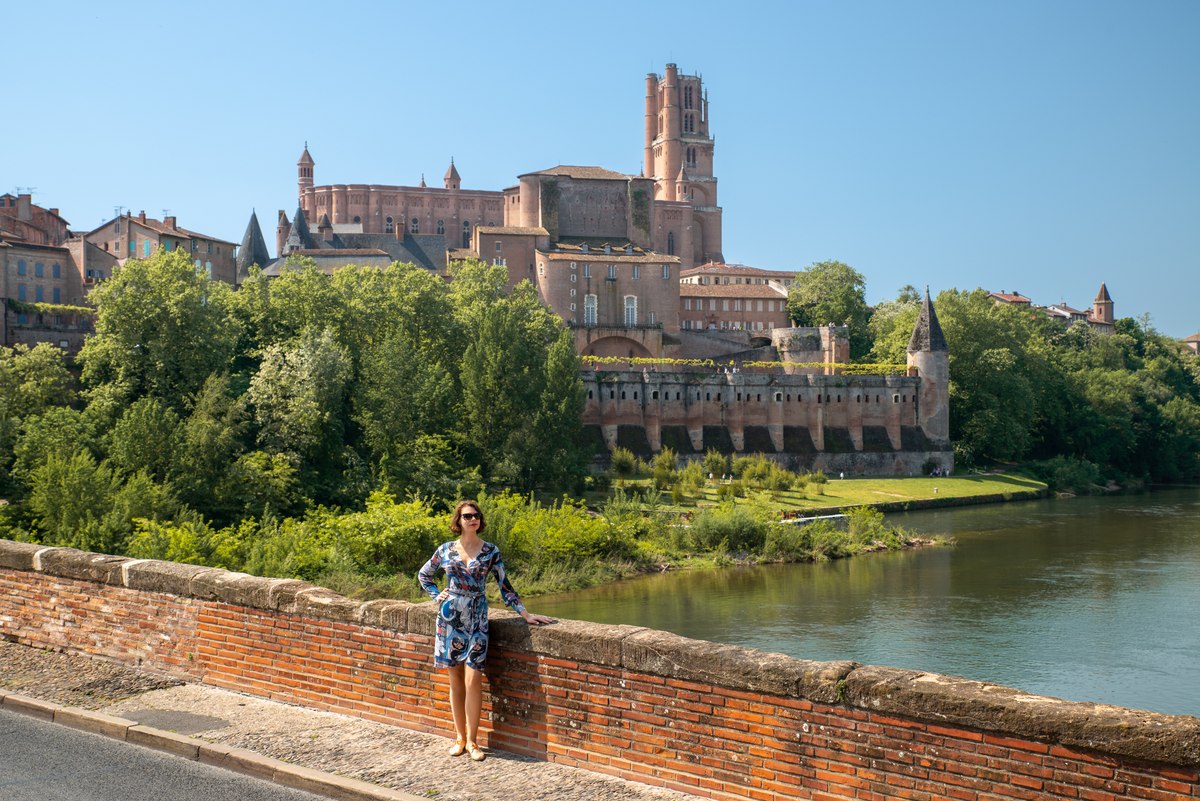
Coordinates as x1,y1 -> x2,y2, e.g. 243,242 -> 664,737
417,500 -> 553,761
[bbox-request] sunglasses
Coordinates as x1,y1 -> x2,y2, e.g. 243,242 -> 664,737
460,512 -> 482,521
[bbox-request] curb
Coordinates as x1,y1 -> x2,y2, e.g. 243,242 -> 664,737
0,688 -> 424,801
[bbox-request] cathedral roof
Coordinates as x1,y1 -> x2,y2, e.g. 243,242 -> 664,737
236,211 -> 272,273
522,165 -> 631,181
287,206 -> 313,250
1095,282 -> 1112,302
908,289 -> 948,353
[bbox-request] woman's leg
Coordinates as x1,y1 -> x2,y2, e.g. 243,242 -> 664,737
446,664 -> 467,744
464,665 -> 484,746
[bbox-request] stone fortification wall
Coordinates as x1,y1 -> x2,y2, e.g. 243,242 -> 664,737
582,370 -> 950,470
1,539 -> 1196,801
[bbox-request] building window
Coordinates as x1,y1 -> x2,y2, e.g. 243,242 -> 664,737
684,298 -> 692,311
570,274 -> 577,283
53,287 -> 61,303
584,294 -> 597,326
632,264 -> 640,280
607,264 -> 616,280
411,217 -> 420,234
207,242 -> 213,254
734,300 -> 740,311
667,232 -> 675,255
205,261 -> 213,278
648,311 -> 657,325
17,285 -> 26,301
624,295 -> 638,327
385,217 -> 394,233
538,262 -> 545,276
144,240 -> 152,257
35,286 -> 44,302
722,299 -> 730,311
17,260 -> 26,275
662,264 -> 670,279
495,241 -> 502,252
570,288 -> 576,297
35,262 -> 44,277
353,215 -> 361,224
569,303 -> 576,312
758,300 -> 764,312
462,220 -> 471,247
191,240 -> 198,252
582,263 -> 590,278
129,240 -> 135,255
437,219 -> 445,235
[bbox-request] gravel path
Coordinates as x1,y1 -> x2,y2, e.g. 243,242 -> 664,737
0,641 -> 704,801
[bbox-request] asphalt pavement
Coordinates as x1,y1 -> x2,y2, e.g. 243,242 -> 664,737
0,707 -> 327,801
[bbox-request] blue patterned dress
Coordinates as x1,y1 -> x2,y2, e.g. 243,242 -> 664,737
418,541 -> 526,670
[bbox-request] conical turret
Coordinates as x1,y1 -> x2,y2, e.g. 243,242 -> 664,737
907,288 -> 948,353
444,159 -> 461,190
906,288 -> 951,449
236,210 -> 271,282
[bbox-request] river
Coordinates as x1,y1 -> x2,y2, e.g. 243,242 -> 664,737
534,488 -> 1200,717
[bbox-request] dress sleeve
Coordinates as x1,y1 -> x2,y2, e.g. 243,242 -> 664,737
417,544 -> 444,600
490,548 -> 527,614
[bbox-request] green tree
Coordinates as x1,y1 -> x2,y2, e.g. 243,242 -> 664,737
106,397 -> 181,482
170,373 -> 249,522
867,285 -> 921,363
79,249 -> 241,404
787,260 -> 873,358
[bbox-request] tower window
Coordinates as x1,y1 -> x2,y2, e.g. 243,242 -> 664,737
624,295 -> 638,327
353,215 -> 361,224
411,217 -> 420,234
385,216 -> 394,233
437,219 -> 445,235
667,232 -> 675,256
584,294 -> 597,326
463,220 -> 471,247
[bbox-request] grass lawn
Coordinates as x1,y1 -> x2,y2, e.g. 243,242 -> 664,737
589,471 -> 1047,514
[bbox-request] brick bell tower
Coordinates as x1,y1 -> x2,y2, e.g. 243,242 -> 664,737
644,64 -> 723,265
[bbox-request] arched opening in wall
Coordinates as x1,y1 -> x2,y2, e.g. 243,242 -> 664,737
411,217 -> 419,234
667,232 -> 675,256
353,215 -> 361,224
582,336 -> 653,362
385,216 -> 394,233
749,335 -> 772,348
437,219 -> 445,235
462,220 -> 471,247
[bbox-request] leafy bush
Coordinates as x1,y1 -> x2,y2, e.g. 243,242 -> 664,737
689,506 -> 768,552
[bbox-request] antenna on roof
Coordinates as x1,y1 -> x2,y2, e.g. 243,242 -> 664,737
113,206 -> 127,219
16,186 -> 36,196
162,209 -> 171,219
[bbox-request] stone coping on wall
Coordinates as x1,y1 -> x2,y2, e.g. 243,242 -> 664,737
2,538 -> 1197,770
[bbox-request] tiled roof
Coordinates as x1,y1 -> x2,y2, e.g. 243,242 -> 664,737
989,291 -> 1031,304
682,262 -> 794,279
1095,282 -> 1112,302
523,165 -> 631,180
125,216 -> 237,246
1046,304 -> 1088,316
476,226 -> 548,236
1183,333 -> 1200,343
679,283 -> 788,299
237,211 -> 272,274
294,248 -> 390,257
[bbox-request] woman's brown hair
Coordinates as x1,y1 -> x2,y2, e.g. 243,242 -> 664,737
449,499 -> 486,534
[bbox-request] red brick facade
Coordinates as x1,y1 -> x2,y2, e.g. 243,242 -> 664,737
1,541 -> 1196,801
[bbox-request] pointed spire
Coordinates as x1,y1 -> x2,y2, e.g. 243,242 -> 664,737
676,164 -> 688,181
419,173 -> 427,188
444,158 -> 461,188
237,210 -> 271,274
285,205 -> 312,251
298,144 -> 314,165
1095,282 -> 1112,302
908,287 -> 948,353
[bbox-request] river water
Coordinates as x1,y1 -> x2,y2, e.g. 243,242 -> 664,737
534,488 -> 1200,717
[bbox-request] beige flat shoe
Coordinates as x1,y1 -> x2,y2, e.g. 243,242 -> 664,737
467,742 -> 486,762
449,739 -> 467,757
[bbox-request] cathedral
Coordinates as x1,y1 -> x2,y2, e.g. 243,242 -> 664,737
239,65 -> 953,472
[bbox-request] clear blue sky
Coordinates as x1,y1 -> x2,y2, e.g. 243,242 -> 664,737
6,0 -> 1198,336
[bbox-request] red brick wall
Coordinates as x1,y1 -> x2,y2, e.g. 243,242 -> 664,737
1,544 -> 1197,801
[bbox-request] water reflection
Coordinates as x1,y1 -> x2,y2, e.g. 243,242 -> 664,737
536,489 -> 1200,716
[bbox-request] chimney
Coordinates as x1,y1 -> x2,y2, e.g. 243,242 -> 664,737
17,194 -> 31,221
50,208 -> 59,217
138,211 -> 147,223
164,216 -> 177,229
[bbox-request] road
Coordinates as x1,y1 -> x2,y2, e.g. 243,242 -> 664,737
0,707 -> 326,801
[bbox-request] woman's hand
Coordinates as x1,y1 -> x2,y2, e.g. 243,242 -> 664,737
521,611 -> 555,626
436,589 -> 450,602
